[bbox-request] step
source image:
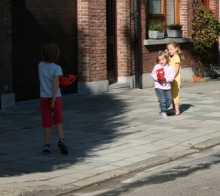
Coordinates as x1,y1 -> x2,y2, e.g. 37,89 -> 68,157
108,82 -> 131,92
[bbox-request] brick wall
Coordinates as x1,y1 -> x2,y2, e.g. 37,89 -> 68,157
140,0 -> 147,74
0,0 -> 12,94
77,0 -> 203,83
130,0 -> 135,76
77,0 -> 107,82
180,0 -> 193,37
186,0 -> 193,37
209,0 -> 219,17
116,0 -> 132,77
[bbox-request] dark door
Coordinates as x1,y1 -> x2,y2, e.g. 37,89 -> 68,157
107,0 -> 116,84
12,0 -> 77,102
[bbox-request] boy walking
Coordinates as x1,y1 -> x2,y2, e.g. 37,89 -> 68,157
38,43 -> 68,155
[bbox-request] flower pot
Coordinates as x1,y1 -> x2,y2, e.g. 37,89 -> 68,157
148,30 -> 164,39
167,29 -> 183,38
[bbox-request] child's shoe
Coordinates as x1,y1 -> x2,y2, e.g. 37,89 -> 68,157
58,139 -> 68,155
160,112 -> 169,119
42,145 -> 51,154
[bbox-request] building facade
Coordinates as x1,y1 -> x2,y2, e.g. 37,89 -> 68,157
0,0 -> 219,108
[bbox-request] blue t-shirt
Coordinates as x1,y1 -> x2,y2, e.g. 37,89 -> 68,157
38,61 -> 63,98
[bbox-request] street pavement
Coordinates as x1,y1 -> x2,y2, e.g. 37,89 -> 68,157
1,80 -> 220,196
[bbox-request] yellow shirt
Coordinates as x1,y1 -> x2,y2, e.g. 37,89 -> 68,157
169,55 -> 181,86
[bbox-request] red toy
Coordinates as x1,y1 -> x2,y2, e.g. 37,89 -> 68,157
59,74 -> 77,86
156,68 -> 164,79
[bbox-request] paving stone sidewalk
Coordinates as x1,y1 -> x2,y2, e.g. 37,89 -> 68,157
1,80 -> 220,195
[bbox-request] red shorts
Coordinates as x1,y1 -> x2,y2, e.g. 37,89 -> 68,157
40,97 -> 63,128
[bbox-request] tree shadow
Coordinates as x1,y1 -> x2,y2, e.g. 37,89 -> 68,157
0,0 -> 137,180
0,1 -> 157,186
0,91 -> 142,177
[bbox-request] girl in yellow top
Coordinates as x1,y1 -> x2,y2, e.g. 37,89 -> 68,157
166,42 -> 185,115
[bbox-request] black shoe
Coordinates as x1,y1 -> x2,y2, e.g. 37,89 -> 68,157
58,139 -> 68,155
42,145 -> 51,154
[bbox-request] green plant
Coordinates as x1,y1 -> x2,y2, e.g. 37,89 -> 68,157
167,24 -> 182,30
148,23 -> 164,31
191,6 -> 220,76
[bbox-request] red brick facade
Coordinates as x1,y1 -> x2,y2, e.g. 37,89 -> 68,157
0,0 -> 12,94
209,0 -> 219,16
77,0 -> 133,82
116,0 -> 132,78
77,0 -> 107,82
0,0 -> 220,105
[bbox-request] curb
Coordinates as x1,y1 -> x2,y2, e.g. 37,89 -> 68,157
160,149 -> 199,160
2,137 -> 220,196
194,136 -> 220,150
73,156 -> 170,188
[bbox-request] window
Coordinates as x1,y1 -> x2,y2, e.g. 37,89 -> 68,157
166,0 -> 180,24
148,0 -> 165,24
146,0 -> 180,36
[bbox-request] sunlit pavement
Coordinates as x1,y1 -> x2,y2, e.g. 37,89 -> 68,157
1,80 -> 220,195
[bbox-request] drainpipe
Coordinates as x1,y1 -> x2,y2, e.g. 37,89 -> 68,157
133,0 -> 140,88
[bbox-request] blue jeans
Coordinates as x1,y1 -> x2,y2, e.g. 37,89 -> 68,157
155,88 -> 173,113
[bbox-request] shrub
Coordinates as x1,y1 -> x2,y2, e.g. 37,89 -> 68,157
191,6 -> 220,66
149,23 -> 164,31
167,24 -> 182,30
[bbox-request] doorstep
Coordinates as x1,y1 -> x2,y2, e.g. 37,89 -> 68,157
108,82 -> 131,91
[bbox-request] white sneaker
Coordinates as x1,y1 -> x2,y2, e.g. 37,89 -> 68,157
160,112 -> 169,119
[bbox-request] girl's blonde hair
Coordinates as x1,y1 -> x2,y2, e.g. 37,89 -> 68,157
166,42 -> 185,60
156,51 -> 170,64
41,43 -> 60,62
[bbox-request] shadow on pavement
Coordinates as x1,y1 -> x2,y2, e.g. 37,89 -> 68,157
179,104 -> 194,114
0,92 -> 135,177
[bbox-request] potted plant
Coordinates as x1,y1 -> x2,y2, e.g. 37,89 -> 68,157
167,24 -> 183,38
148,23 -> 164,39
191,6 -> 220,78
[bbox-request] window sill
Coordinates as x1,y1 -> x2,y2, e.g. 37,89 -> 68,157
144,37 -> 192,45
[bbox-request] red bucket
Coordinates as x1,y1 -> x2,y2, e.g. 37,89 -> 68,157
59,74 -> 77,86
156,68 -> 164,79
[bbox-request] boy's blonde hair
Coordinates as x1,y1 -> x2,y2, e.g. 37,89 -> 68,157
166,41 -> 185,60
156,51 -> 170,64
41,43 -> 60,62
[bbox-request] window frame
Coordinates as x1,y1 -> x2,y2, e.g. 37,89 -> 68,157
149,0 -> 166,22
174,0 -> 180,24
203,0 -> 209,7
146,0 -> 180,38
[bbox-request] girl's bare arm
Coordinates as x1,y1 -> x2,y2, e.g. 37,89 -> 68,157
175,63 -> 180,77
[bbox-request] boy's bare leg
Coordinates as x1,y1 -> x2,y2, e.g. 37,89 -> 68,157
44,127 -> 51,145
56,123 -> 64,139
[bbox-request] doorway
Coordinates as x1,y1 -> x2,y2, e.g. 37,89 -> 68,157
11,0 -> 77,102
107,0 -> 117,84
